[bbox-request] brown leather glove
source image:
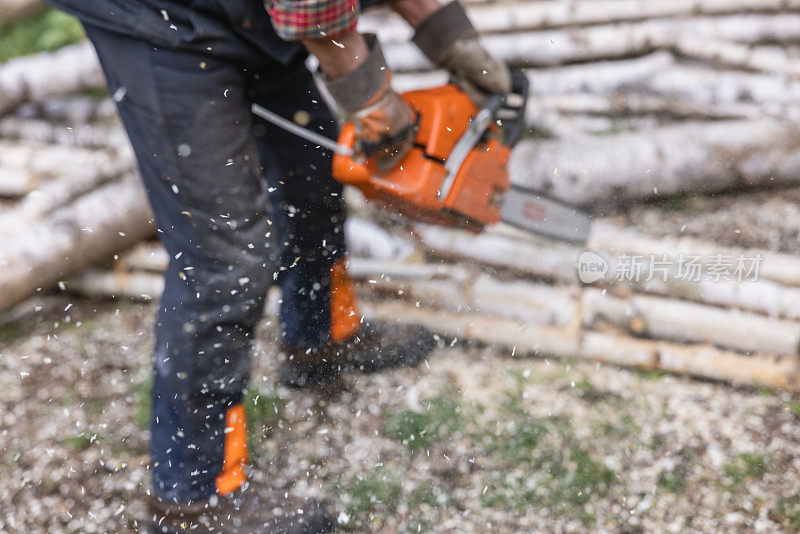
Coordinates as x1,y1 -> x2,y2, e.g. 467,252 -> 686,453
413,1 -> 511,106
323,34 -> 417,171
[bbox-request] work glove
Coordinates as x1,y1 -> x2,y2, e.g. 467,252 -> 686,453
323,34 -> 418,172
413,1 -> 511,106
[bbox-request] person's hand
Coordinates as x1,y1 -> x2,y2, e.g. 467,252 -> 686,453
351,79 -> 418,171
412,1 -> 510,106
312,33 -> 417,171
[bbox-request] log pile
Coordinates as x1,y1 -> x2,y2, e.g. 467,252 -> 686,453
3,0 -> 800,390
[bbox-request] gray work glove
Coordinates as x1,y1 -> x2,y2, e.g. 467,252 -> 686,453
413,1 -> 511,106
322,34 -> 417,171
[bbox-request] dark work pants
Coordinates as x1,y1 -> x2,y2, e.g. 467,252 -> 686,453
82,23 -> 346,503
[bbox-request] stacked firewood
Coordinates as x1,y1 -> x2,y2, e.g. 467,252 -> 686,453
3,0 -> 800,390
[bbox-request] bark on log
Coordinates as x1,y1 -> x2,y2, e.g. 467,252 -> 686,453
674,38 -> 800,79
0,42 -> 104,116
414,223 -> 579,284
588,221 -> 800,288
68,253 -> 800,361
31,96 -> 117,124
414,224 -> 800,321
0,117 -> 129,150
362,0 -> 800,45
361,301 -> 799,390
383,14 -> 800,71
581,288 -> 800,357
393,52 -> 676,95
0,162 -> 132,232
509,119 -> 800,207
393,58 -> 800,119
644,64 -> 800,110
353,262 -> 800,357
0,140 -> 128,174
68,270 -> 164,301
0,175 -> 154,313
532,93 -> 761,121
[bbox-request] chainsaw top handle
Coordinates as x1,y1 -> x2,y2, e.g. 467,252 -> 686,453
498,69 -> 529,148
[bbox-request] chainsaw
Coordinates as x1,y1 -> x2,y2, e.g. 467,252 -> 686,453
251,71 -> 592,244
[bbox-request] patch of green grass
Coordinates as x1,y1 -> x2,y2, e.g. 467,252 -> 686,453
132,377 -> 152,430
479,389 -> 616,522
83,398 -> 105,417
635,369 -> 668,381
403,516 -> 433,533
565,375 -> 622,403
0,321 -> 24,344
59,432 -> 99,451
408,486 -> 439,508
342,467 -> 402,526
0,8 -> 84,63
771,495 -> 800,530
721,453 -> 770,487
243,387 -> 286,456
382,392 -> 467,452
647,433 -> 666,451
657,470 -> 687,493
407,483 -> 457,511
782,396 -> 800,420
757,386 -> 777,398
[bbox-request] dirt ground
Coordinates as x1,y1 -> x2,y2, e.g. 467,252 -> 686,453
4,188 -> 800,533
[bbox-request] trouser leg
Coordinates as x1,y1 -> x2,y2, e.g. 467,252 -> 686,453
83,24 -> 275,504
250,64 -> 360,350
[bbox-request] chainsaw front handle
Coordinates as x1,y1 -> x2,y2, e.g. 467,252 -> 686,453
499,69 -> 529,148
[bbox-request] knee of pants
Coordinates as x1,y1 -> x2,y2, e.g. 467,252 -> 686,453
153,242 -> 274,393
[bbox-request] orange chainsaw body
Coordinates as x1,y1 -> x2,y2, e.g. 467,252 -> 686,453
332,84 -> 511,229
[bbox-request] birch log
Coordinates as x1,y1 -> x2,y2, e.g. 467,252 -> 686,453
106,272 -> 797,388
0,162 -> 133,232
356,265 -> 800,357
383,15 -> 800,71
362,301 -> 799,390
68,270 -> 164,301
588,221 -> 800,288
509,119 -> 800,207
674,38 -> 800,79
362,0 -> 800,44
0,175 -> 154,313
0,42 -> 104,116
0,117 -> 129,150
414,224 -> 800,321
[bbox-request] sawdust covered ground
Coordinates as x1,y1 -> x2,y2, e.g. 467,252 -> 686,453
2,296 -> 800,533
4,188 -> 800,533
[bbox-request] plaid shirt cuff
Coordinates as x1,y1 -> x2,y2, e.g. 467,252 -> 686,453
265,0 -> 360,41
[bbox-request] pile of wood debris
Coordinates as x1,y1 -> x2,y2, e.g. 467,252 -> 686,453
3,0 -> 800,390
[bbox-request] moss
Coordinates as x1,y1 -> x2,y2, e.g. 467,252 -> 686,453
0,8 -> 84,63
